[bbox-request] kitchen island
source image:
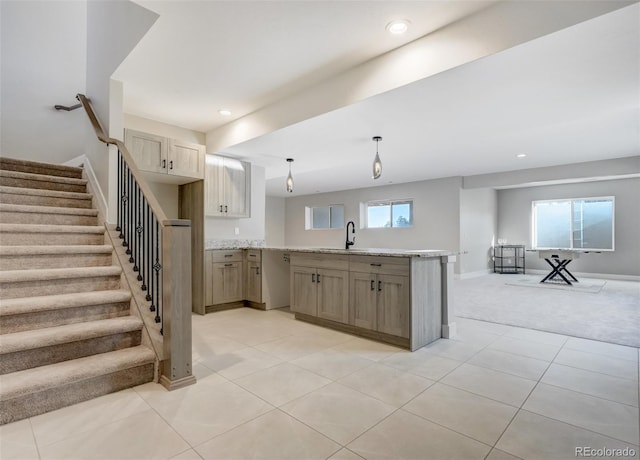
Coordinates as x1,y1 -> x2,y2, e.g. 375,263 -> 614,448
282,248 -> 457,351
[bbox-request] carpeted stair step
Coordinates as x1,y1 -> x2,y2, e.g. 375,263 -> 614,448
0,223 -> 105,245
0,245 -> 113,270
0,317 -> 144,374
0,157 -> 83,179
0,290 -> 131,334
0,186 -> 93,209
0,346 -> 155,424
0,170 -> 87,193
0,203 -> 98,226
0,266 -> 122,299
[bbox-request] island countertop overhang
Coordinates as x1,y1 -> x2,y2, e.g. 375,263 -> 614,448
260,247 -> 456,258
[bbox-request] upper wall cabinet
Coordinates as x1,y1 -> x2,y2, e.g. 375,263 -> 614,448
125,129 -> 205,183
205,154 -> 251,218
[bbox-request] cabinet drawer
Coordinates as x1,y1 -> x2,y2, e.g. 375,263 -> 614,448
290,253 -> 349,271
349,255 -> 410,276
211,250 -> 243,262
245,249 -> 262,262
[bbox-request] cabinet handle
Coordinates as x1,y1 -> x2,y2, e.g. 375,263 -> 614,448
256,267 -> 260,275
378,280 -> 382,292
219,205 -> 223,212
317,274 -> 320,283
224,263 -> 233,267
370,280 -> 375,291
224,254 -> 233,258
225,205 -> 228,213
249,254 -> 256,258
169,160 -> 173,170
312,273 -> 316,283
162,159 -> 166,168
370,263 -> 382,267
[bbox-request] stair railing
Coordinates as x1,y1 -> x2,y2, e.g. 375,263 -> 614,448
58,94 -> 195,390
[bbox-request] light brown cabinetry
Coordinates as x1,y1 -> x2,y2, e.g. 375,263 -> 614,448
290,254 -> 349,323
125,129 -> 205,181
349,256 -> 410,339
205,250 -> 243,307
205,155 -> 251,217
244,249 -> 262,304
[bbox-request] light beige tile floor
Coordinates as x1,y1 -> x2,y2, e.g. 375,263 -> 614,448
2,307 -> 639,460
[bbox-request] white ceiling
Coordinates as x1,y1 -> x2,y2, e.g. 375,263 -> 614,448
117,0 -> 496,133
117,1 -> 639,197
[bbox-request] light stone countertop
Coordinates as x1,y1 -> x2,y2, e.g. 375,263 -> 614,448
205,242 -> 456,258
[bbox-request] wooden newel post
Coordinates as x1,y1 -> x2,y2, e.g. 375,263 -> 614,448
440,255 -> 457,339
160,219 -> 197,390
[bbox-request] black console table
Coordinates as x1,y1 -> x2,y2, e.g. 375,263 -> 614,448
493,245 -> 525,274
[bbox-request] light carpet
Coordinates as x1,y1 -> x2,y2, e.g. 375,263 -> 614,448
455,274 -> 640,347
505,276 -> 606,293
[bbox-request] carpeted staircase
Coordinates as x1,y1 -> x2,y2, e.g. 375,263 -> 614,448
0,157 -> 156,425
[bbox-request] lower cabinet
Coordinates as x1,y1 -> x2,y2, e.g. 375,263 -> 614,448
290,254 -> 349,323
245,261 -> 262,303
350,272 -> 409,338
205,250 -> 244,306
290,254 -> 410,342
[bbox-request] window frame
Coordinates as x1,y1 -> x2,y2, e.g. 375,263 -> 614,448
363,199 -> 414,229
531,196 -> 615,251
305,204 -> 345,230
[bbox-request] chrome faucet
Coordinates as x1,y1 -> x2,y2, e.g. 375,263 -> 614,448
345,221 -> 356,250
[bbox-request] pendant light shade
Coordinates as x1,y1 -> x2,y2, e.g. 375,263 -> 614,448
286,158 -> 294,193
372,136 -> 382,180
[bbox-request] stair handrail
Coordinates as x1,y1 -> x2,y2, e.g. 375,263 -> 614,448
74,93 -> 168,223
64,93 -> 195,390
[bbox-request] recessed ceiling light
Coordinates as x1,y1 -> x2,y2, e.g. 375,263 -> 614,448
386,19 -> 410,35
218,109 -> 232,116
516,153 -> 527,158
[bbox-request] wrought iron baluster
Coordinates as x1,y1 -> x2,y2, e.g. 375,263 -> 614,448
140,196 -> 147,287
122,164 -> 129,248
115,151 -> 122,233
133,183 -> 140,273
154,217 -> 162,329
145,201 -> 152,301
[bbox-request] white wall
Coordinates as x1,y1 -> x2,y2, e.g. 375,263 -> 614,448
283,177 -> 462,255
460,188 -> 498,276
205,164 -> 266,241
85,0 -> 158,202
265,196 -> 286,246
497,178 -> 640,277
1,1 -> 87,163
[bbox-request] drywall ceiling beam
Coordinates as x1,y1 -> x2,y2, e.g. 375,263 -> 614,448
206,0 -> 635,153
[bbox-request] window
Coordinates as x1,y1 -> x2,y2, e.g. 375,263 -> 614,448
532,197 -> 614,251
306,205 -> 344,229
365,199 -> 413,228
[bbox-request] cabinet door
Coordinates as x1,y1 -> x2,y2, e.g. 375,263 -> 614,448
317,268 -> 349,323
205,251 -> 214,306
125,130 -> 167,174
376,274 -> 410,338
290,266 -> 317,316
168,139 -> 205,179
223,158 -> 250,217
204,155 -> 224,216
211,262 -> 243,304
349,272 -> 377,330
245,261 -> 262,303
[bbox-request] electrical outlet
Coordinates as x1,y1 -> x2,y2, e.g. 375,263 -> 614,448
234,227 -> 240,235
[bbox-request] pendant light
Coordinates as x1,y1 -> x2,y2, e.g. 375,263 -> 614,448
372,136 -> 382,180
286,158 -> 294,193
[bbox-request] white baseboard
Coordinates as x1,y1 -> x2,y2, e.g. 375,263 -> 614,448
456,269 -> 492,280
64,154 -> 108,223
524,268 -> 639,282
